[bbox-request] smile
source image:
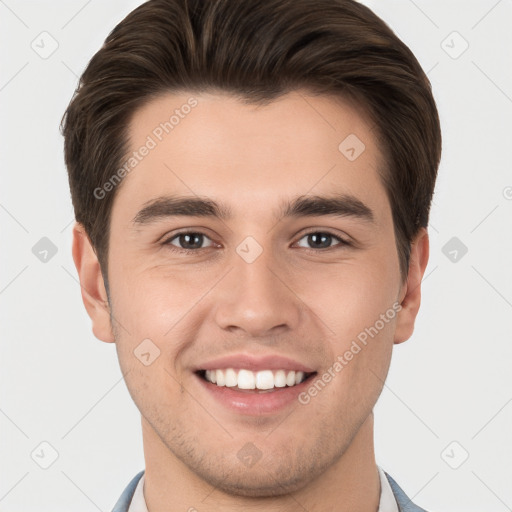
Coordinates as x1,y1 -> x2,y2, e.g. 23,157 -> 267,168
200,368 -> 313,391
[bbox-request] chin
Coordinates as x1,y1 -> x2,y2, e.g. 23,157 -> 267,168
199,467 -> 311,498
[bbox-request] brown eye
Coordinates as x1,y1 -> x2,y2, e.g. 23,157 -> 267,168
163,232 -> 214,251
296,231 -> 350,250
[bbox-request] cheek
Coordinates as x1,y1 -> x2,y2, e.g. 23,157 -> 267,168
110,273 -> 192,404
301,256 -> 400,344
296,249 -> 399,397
109,266 -> 216,387
117,351 -> 189,427
110,264 -> 202,334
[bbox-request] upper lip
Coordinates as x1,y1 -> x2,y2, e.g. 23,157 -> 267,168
195,353 -> 316,373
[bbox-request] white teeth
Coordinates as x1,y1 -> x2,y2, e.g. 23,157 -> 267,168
237,369 -> 256,389
216,369 -> 226,386
274,370 -> 287,388
225,368 -> 237,387
203,368 -> 309,389
256,370 -> 274,390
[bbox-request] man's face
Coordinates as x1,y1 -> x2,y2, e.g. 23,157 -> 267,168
105,90 -> 406,495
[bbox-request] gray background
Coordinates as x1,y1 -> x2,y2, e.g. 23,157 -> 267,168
1,0 -> 511,510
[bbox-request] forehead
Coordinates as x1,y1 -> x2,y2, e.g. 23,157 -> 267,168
113,90 -> 389,222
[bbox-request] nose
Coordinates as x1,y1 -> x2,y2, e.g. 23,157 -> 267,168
212,246 -> 303,339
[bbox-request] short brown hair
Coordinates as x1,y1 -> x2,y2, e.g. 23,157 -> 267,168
61,0 -> 442,294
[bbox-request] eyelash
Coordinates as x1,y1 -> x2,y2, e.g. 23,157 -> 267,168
161,229 -> 352,254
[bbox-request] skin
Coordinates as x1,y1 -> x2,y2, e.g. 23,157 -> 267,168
72,90 -> 429,512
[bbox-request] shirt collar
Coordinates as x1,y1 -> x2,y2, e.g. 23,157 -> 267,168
127,465 -> 399,512
378,465 -> 400,512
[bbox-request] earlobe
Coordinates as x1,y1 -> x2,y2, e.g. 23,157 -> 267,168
71,222 -> 115,343
394,227 -> 430,345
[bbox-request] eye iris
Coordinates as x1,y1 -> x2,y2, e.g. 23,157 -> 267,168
308,233 -> 331,248
179,233 -> 203,249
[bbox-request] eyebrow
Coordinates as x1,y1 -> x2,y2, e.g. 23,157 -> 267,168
132,193 -> 376,226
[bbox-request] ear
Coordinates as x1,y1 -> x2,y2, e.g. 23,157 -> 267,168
394,227 -> 430,344
72,222 -> 115,343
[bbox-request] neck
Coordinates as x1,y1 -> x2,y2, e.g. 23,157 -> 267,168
141,413 -> 380,512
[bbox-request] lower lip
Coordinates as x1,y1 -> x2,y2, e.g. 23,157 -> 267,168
195,373 -> 315,415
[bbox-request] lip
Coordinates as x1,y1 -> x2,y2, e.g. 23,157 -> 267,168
194,353 -> 316,373
194,371 -> 316,415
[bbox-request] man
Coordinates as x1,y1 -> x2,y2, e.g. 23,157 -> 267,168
62,0 -> 441,510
